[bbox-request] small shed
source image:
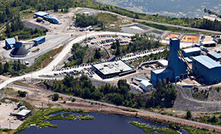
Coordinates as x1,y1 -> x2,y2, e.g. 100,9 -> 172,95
140,80 -> 153,92
16,109 -> 31,119
5,38 -> 16,49
34,36 -> 45,46
208,51 -> 221,61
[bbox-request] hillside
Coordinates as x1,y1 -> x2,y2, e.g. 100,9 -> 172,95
94,0 -> 221,18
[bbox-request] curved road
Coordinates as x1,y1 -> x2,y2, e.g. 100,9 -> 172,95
1,31 -> 221,132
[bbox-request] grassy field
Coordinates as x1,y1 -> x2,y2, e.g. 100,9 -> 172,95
97,13 -> 118,24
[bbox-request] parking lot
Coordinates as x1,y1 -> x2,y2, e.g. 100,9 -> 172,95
83,35 -> 131,47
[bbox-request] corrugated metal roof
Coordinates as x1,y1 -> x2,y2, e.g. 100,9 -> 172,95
5,38 -> 15,45
34,36 -> 45,42
193,55 -> 221,69
208,51 -> 221,60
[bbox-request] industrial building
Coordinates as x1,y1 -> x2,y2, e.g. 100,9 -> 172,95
5,38 -> 16,49
10,42 -> 28,57
192,55 -> 221,84
34,36 -> 46,46
207,50 -> 221,61
33,11 -> 49,18
151,38 -> 187,84
92,60 -> 135,79
201,41 -> 217,47
182,47 -> 201,57
33,11 -> 59,24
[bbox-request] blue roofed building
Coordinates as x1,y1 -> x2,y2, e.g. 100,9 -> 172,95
192,55 -> 221,84
34,11 -> 49,18
34,36 -> 45,46
5,38 -> 16,49
207,51 -> 221,61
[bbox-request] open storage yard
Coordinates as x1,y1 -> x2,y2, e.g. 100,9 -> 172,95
181,34 -> 199,43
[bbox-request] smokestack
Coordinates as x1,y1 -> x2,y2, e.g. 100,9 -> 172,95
15,36 -> 18,42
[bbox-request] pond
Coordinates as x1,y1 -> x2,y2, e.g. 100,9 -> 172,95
20,112 -> 172,134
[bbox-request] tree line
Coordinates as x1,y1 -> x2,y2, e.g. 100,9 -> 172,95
111,34 -> 162,57
42,75 -> 177,109
0,60 -> 27,76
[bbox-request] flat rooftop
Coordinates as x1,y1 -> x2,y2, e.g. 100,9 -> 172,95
208,51 -> 221,60
34,11 -> 49,17
93,60 -> 134,75
182,47 -> 201,53
152,68 -> 172,74
193,55 -> 221,69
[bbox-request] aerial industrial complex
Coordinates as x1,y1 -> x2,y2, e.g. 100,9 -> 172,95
150,37 -> 221,85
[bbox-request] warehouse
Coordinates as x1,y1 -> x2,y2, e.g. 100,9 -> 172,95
34,36 -> 46,46
33,11 -> 49,18
182,47 -> 201,57
5,38 -> 16,49
207,50 -> 221,61
192,55 -> 221,84
92,60 -> 135,79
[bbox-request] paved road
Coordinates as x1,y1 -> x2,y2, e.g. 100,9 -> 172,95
77,7 -> 221,34
12,84 -> 221,132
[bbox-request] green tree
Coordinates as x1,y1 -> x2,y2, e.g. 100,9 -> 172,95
52,93 -> 59,101
0,63 -> 3,75
3,62 -> 9,73
18,90 -> 27,97
94,49 -> 101,59
186,111 -> 192,119
54,4 -> 59,12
